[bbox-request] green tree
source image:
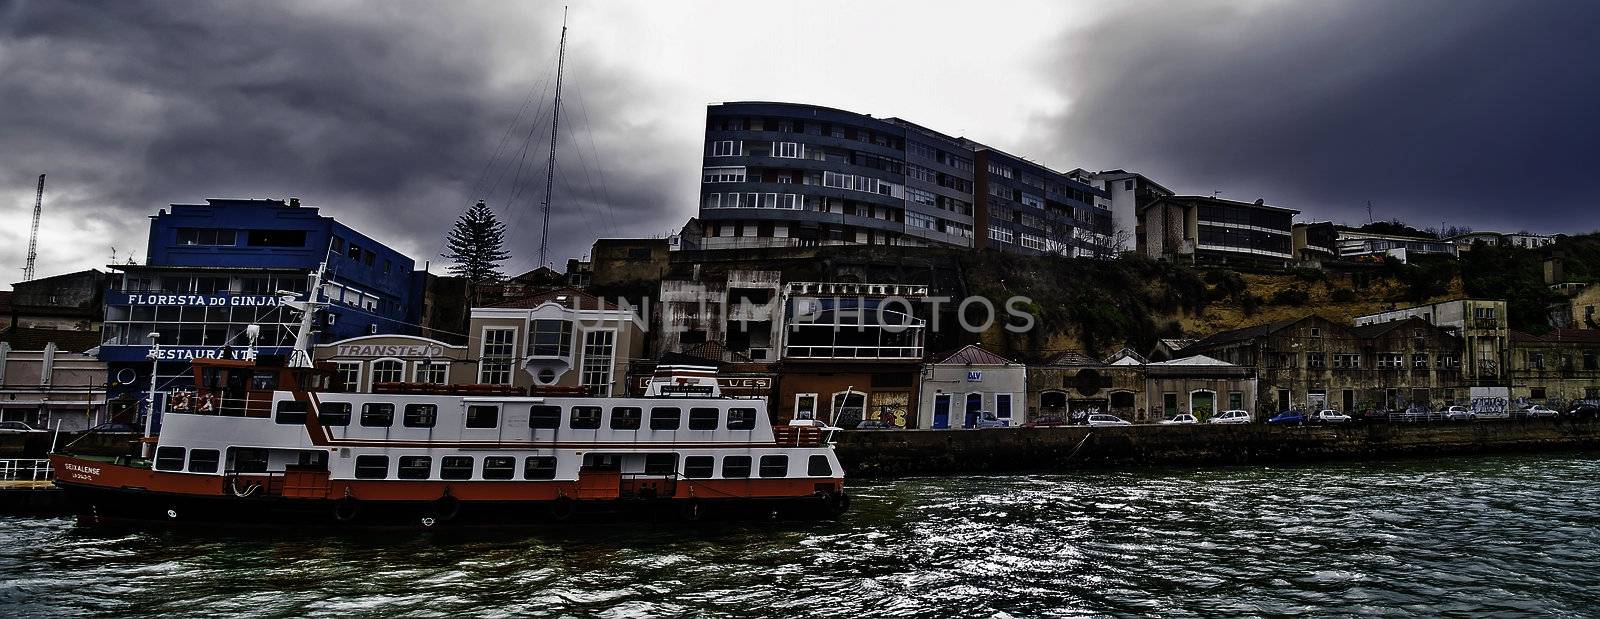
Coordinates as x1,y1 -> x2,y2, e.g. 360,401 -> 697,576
443,200 -> 511,284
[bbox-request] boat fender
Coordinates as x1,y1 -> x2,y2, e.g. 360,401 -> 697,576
433,494 -> 461,522
334,497 -> 361,523
166,508 -> 178,520
678,500 -> 702,522
829,491 -> 850,515
549,496 -> 575,522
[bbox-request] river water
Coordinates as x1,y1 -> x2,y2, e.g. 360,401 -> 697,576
4,452 -> 1599,617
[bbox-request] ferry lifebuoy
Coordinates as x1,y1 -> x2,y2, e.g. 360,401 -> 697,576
432,494 -> 460,522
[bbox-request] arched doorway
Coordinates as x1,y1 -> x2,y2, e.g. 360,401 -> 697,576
831,390 -> 865,428
1110,390 -> 1137,420
1190,389 -> 1216,420
1041,390 -> 1067,412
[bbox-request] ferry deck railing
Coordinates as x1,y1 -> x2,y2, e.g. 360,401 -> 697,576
0,459 -> 54,482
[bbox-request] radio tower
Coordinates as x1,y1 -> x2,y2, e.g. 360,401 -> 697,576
537,6 -> 568,269
23,173 -> 44,281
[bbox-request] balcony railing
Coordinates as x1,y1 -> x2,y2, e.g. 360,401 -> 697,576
784,345 -> 923,360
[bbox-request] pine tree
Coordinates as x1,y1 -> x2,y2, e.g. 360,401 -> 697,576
443,200 -> 511,284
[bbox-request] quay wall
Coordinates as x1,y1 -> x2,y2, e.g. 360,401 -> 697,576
836,419 -> 1600,477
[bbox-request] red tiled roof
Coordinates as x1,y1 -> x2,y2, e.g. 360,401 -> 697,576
1043,350 -> 1101,366
487,287 -> 617,310
932,344 -> 1014,365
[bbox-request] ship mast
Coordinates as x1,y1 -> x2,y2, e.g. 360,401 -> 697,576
285,260 -> 328,368
537,6 -> 568,269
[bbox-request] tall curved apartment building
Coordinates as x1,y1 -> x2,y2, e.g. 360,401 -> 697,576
698,101 -> 1114,255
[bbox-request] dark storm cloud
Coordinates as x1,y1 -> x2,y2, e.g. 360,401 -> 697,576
1033,0 -> 1600,233
0,0 -> 683,281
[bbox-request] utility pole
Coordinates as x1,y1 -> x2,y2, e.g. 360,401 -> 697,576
538,6 -> 569,269
24,174 -> 44,281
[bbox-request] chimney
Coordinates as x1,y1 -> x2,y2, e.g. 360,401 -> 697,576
289,197 -> 301,208
1254,198 -> 1264,206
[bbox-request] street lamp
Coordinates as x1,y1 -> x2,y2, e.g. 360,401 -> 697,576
141,331 -> 160,459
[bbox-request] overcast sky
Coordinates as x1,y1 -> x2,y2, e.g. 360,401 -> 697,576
3,0 -> 1596,289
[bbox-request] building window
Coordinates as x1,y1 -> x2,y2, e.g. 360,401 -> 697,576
759,455 -> 789,478
360,403 -> 394,427
906,211 -> 937,230
530,320 -> 573,357
398,456 -> 432,480
702,166 -> 746,183
247,229 -> 308,247
1307,353 -> 1325,369
370,359 -> 404,385
580,330 -> 616,396
709,140 -> 740,157
771,141 -> 802,158
1229,392 -> 1244,410
479,328 -> 517,385
1530,387 -> 1547,400
995,394 -> 1013,419
414,361 -> 448,385
794,393 -> 818,420
1413,354 -> 1429,369
523,456 -> 558,480
650,407 -> 682,430
988,226 -> 1014,244
335,362 -> 362,391
354,455 -> 389,479
683,456 -> 714,479
1529,352 -> 1545,369
403,404 -> 437,428
176,228 -> 237,246
465,405 -> 499,429
1019,234 -> 1046,251
440,456 -> 474,480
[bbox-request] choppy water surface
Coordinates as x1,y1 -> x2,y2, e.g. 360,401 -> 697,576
5,453 -> 1600,617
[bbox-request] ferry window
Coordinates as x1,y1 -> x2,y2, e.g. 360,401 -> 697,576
440,456 -> 474,480
610,406 -> 642,430
465,405 -> 499,429
231,447 -> 269,473
721,455 -> 751,478
688,407 -> 720,430
683,456 -> 714,479
402,404 -> 437,428
728,408 -> 757,430
808,455 -> 833,477
274,400 -> 309,425
360,403 -> 394,427
397,456 -> 432,480
188,449 -> 220,473
319,402 -> 352,426
644,453 -> 677,475
354,455 -> 389,479
523,456 -> 558,480
529,405 -> 562,429
251,371 -> 278,391
759,455 -> 789,478
483,456 -> 516,480
571,406 -> 603,429
155,447 -> 186,471
650,407 -> 682,430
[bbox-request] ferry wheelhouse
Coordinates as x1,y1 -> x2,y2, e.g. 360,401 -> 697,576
50,268 -> 847,527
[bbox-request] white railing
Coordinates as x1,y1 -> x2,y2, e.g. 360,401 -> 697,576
0,459 -> 53,482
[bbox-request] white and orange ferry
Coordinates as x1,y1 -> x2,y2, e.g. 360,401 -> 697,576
50,267 -> 847,527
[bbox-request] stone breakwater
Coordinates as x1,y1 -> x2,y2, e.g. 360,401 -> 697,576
836,419 -> 1600,477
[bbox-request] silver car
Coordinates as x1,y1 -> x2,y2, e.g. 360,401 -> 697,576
1210,410 -> 1253,424
1086,414 -> 1132,427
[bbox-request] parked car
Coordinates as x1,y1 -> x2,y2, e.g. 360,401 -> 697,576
1161,414 -> 1198,425
1474,407 -> 1510,420
1565,404 -> 1599,420
1350,409 -> 1389,423
1525,405 -> 1559,418
1025,415 -> 1070,428
1267,411 -> 1306,425
1312,409 -> 1352,424
1209,410 -> 1253,425
0,421 -> 41,433
855,419 -> 893,430
973,412 -> 1011,429
1441,406 -> 1476,421
1086,414 -> 1132,427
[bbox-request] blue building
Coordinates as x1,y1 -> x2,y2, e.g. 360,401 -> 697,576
99,198 -> 423,418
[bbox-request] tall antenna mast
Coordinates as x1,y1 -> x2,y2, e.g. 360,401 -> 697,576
538,6 -> 569,269
24,173 -> 44,281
